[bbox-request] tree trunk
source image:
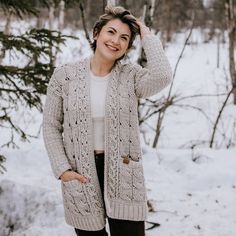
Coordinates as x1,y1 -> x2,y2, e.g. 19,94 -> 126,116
118,0 -> 127,8
103,0 -> 117,11
163,0 -> 172,43
4,11 -> 11,35
103,0 -> 107,11
103,0 -> 117,12
58,0 -> 65,31
225,0 -> 236,104
48,1 -> 55,65
79,2 -> 92,45
106,0 -> 117,6
49,1 -> 55,30
36,0 -> 44,29
36,9 -> 44,29
152,112 -> 163,148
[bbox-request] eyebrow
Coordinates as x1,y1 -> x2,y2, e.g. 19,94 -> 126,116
107,27 -> 130,38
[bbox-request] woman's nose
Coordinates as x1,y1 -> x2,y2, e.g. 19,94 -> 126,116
111,36 -> 120,44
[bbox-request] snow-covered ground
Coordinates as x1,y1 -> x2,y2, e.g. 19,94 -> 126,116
0,23 -> 236,236
144,147 -> 236,236
1,140 -> 236,236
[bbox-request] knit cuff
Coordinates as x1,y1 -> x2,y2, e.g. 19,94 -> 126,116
54,162 -> 72,179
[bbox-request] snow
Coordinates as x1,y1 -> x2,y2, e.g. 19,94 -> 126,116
1,142 -> 236,235
0,23 -> 236,235
144,147 -> 236,236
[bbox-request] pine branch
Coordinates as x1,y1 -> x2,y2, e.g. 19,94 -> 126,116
0,27 -> 78,150
0,0 -> 39,18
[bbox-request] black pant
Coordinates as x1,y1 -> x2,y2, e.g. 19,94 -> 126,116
74,153 -> 145,236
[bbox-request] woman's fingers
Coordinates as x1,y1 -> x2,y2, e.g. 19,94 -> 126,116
135,18 -> 152,39
135,18 -> 143,25
61,170 -> 87,183
75,173 -> 87,183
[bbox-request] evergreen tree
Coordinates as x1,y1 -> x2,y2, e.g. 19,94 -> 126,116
0,0 -> 78,173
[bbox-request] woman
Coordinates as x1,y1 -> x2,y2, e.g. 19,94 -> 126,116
43,5 -> 172,236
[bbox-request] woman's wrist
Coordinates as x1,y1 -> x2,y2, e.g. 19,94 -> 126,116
59,169 -> 72,180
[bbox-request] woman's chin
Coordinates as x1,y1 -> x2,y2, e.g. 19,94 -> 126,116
101,53 -> 119,62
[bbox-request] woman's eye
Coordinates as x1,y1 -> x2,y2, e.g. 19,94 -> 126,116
108,30 -> 114,34
121,37 -> 128,41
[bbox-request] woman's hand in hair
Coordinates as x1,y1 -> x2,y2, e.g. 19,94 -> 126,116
135,19 -> 152,40
60,170 -> 87,183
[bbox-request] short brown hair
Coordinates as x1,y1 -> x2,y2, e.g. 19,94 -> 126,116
91,6 -> 140,59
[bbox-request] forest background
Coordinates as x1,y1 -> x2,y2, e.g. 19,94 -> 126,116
0,0 -> 236,235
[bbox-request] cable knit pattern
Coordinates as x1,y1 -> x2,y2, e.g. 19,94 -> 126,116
43,35 -> 172,230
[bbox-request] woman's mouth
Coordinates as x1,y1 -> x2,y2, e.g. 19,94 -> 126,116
105,43 -> 119,52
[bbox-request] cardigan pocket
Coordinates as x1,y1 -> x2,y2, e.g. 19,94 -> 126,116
62,179 -> 91,215
119,159 -> 146,202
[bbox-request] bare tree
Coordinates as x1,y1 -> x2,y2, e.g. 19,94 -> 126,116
58,0 -> 65,31
118,0 -> 128,8
103,0 -> 117,10
152,11 -> 195,148
163,0 -> 172,43
225,0 -> 236,104
107,0 -> 117,6
210,87 -> 234,147
79,2 -> 92,45
49,0 -> 55,30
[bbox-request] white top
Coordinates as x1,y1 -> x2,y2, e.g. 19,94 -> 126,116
89,70 -> 110,150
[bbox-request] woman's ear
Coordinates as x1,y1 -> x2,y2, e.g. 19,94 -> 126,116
93,31 -> 98,40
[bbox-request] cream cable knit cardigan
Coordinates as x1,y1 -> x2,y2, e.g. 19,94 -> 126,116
42,35 -> 172,230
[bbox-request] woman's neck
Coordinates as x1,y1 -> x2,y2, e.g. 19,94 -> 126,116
90,54 -> 115,77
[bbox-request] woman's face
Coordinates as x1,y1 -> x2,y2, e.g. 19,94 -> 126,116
94,18 -> 131,62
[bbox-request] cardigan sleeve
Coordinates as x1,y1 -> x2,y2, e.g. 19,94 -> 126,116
42,66 -> 72,179
134,35 -> 172,98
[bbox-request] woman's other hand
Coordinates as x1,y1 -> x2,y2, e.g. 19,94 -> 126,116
135,19 -> 152,39
60,170 -> 87,183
